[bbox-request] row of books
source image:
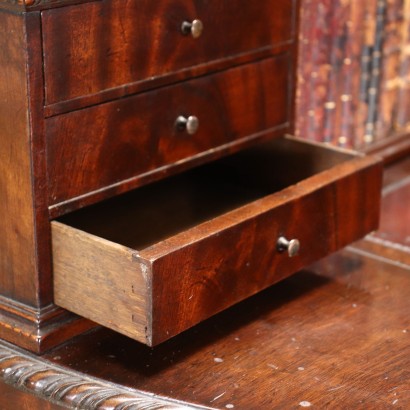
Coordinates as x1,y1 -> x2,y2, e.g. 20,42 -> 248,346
295,0 -> 410,149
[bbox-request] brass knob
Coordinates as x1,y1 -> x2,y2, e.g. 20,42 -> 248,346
181,19 -> 204,38
175,115 -> 199,135
277,236 -> 300,258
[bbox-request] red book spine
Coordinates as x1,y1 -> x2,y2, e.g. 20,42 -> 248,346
396,0 -> 410,131
375,0 -> 402,141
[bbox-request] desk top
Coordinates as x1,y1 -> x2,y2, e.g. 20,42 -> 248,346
1,246 -> 409,409
1,162 -> 409,409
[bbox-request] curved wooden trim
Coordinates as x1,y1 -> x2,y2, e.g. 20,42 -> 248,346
0,296 -> 96,353
0,341 -> 206,409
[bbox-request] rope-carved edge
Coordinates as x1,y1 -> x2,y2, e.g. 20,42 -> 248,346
0,341 -> 205,410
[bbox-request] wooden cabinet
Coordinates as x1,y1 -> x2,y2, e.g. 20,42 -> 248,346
42,0 -> 296,104
46,55 -> 291,205
0,0 -> 382,354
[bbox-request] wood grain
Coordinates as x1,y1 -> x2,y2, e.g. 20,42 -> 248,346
358,155 -> 410,260
52,222 -> 150,344
52,138 -> 382,346
46,55 -> 291,207
42,0 -> 295,105
0,12 -> 37,306
0,382 -> 66,410
0,341 -> 203,409
0,0 -> 98,12
0,0 -> 299,353
43,246 -> 410,409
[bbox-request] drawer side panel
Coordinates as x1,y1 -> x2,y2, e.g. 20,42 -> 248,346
52,222 -> 151,344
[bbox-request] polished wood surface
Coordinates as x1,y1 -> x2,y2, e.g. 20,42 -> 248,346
2,241 -> 409,409
0,11 -> 54,352
0,11 -> 94,353
42,0 -> 295,105
0,2 -> 406,408
0,11 -> 36,307
0,158 -> 407,408
376,156 -> 410,247
51,138 -> 381,346
46,55 -> 291,207
0,0 -> 383,365
0,382 -> 65,410
365,131 -> 410,165
0,0 -> 300,353
0,341 -> 195,410
354,155 -> 410,267
0,0 -> 97,13
48,251 -> 410,409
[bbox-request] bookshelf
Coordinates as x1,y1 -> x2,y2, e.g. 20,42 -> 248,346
296,0 -> 410,153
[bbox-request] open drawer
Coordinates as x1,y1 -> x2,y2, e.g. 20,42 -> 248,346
52,136 -> 382,346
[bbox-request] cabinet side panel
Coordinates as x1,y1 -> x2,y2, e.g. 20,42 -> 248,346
0,12 -> 38,304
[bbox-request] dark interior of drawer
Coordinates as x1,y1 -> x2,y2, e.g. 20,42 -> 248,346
58,137 -> 354,250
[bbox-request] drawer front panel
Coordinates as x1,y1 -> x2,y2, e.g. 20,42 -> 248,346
46,55 -> 291,205
147,159 -> 381,344
52,138 -> 382,346
42,0 -> 296,104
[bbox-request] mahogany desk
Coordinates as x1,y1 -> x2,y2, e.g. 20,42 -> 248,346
0,0 -> 405,407
0,157 -> 409,409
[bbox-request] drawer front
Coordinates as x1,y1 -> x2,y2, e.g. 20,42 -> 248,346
46,55 -> 291,205
42,0 -> 296,104
52,138 -> 382,346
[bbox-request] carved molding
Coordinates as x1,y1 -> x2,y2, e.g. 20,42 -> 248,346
0,341 -> 205,409
0,296 -> 95,353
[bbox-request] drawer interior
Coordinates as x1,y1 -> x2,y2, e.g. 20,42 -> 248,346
53,135 -> 381,345
58,136 -> 354,251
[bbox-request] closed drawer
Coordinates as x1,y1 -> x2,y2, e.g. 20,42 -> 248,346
52,137 -> 382,346
46,55 -> 291,206
42,0 -> 296,104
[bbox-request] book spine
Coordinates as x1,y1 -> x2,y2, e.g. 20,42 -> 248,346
295,0 -> 334,142
323,0 -> 350,146
355,0 -> 378,147
296,0 -> 410,147
374,0 -> 403,141
396,0 -> 410,131
295,0 -> 315,140
365,0 -> 387,144
334,0 -> 367,148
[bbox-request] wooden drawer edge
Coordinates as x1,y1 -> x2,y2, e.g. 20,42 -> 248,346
52,138 -> 383,346
52,222 -> 152,345
142,152 -> 382,261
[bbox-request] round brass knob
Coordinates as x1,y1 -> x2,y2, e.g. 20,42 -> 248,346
175,115 -> 199,135
181,19 -> 204,39
277,236 -> 300,258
